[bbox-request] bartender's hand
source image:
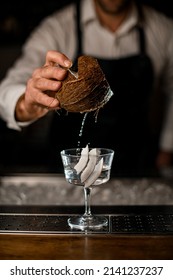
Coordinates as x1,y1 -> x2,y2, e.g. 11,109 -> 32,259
15,51 -> 72,122
156,150 -> 173,169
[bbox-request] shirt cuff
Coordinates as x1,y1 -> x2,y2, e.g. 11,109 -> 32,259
1,85 -> 33,131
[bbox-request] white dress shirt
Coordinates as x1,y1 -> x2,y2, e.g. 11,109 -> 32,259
0,0 -> 173,151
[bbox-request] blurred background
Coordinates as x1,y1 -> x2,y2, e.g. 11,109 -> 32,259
1,0 -> 173,81
0,0 -> 173,175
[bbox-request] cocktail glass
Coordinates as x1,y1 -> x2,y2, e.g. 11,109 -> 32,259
61,146 -> 114,230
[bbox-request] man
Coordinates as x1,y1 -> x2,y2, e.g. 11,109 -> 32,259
0,0 -> 173,176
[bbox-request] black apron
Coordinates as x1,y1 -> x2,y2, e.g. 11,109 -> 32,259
51,1 -> 158,177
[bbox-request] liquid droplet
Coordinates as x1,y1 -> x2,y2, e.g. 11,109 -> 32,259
77,112 -> 88,148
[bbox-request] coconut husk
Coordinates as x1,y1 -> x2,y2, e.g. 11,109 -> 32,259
55,55 -> 113,113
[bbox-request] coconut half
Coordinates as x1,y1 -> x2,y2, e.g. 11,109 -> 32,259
56,55 -> 113,113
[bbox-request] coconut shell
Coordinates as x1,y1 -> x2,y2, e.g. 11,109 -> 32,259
55,55 -> 113,113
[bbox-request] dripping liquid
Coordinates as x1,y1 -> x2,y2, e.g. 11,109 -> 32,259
76,87 -> 113,150
77,112 -> 88,148
77,109 -> 101,150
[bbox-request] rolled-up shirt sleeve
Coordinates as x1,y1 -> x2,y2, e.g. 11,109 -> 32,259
0,6 -> 76,130
159,98 -> 173,152
0,83 -> 26,130
158,32 -> 173,152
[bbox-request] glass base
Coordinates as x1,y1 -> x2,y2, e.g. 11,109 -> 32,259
68,215 -> 108,230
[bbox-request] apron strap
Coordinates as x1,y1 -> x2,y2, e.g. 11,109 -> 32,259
76,0 -> 82,57
137,26 -> 146,54
135,1 -> 146,54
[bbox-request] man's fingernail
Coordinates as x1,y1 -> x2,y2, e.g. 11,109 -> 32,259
64,60 -> 72,68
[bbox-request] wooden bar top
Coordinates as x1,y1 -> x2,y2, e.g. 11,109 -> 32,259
1,233 -> 173,260
0,205 -> 173,260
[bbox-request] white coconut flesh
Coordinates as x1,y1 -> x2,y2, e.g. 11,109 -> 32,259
84,158 -> 103,188
81,148 -> 98,183
74,145 -> 89,174
74,145 -> 103,187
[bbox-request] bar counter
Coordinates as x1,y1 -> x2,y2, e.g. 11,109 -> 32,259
0,205 -> 173,260
0,174 -> 173,260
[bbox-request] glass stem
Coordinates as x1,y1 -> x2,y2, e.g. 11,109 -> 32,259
83,187 -> 92,219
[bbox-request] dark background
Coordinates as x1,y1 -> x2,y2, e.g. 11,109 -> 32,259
0,0 -> 173,175
1,0 -> 173,44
